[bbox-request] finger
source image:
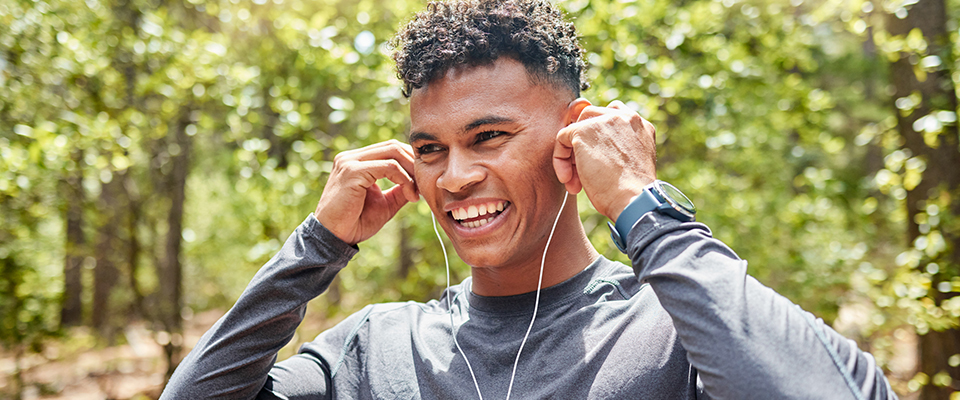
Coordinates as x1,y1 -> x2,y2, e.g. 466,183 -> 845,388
554,127 -> 583,194
334,140 -> 415,177
564,169 -> 582,195
401,176 -> 419,203
363,139 -> 415,165
342,159 -> 416,193
553,155 -> 574,185
374,155 -> 418,204
332,140 -> 402,162
382,184 -> 414,216
378,174 -> 419,204
369,162 -> 419,204
642,118 -> 657,141
553,128 -> 575,184
575,105 -> 610,122
607,100 -> 628,110
354,140 -> 416,178
352,138 -> 411,154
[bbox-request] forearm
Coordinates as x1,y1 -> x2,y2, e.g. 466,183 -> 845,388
160,215 -> 357,400
628,213 -> 895,400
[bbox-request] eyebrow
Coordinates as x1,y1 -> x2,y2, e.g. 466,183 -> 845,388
408,131 -> 436,143
409,115 -> 516,143
464,116 -> 514,132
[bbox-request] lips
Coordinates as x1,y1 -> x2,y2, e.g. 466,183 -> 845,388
450,200 -> 509,228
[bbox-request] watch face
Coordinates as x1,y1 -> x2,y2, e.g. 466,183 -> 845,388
658,181 -> 697,216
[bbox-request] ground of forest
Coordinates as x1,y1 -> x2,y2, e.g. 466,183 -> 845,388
0,306 -> 921,400
0,309 -> 221,400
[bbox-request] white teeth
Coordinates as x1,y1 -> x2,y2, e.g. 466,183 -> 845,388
450,201 -> 508,224
463,216 -> 494,228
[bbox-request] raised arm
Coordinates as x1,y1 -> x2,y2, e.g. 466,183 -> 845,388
160,216 -> 355,399
554,100 -> 896,399
626,213 -> 895,399
160,140 -> 419,399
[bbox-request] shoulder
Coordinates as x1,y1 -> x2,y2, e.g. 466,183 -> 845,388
575,257 -> 677,334
300,295 -> 453,361
323,279 -> 467,337
584,256 -> 650,300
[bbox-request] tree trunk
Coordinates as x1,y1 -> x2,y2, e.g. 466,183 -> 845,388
1,256 -> 25,400
159,107 -> 192,380
124,172 -> 146,320
61,148 -> 85,327
886,0 -> 960,397
12,344 -> 23,400
262,85 -> 288,169
92,170 -> 123,339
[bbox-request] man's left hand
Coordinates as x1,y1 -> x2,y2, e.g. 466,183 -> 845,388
553,100 -> 658,221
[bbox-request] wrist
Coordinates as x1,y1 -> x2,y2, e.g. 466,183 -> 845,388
606,195 -> 637,224
608,180 -> 696,253
313,208 -> 352,245
606,178 -> 655,221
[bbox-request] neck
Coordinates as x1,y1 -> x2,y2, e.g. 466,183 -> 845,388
469,197 -> 600,297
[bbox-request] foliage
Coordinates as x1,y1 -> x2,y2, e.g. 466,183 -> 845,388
2,0 -> 960,397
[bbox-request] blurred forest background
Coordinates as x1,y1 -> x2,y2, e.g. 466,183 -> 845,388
1,0 -> 959,397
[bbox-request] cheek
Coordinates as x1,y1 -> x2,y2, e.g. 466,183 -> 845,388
413,167 -> 428,191
520,137 -> 561,179
413,164 -> 441,199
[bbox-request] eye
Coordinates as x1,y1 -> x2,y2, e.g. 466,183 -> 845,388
476,130 -> 505,143
415,143 -> 444,156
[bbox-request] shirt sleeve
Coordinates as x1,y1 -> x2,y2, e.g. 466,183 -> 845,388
627,212 -> 897,400
160,215 -> 358,400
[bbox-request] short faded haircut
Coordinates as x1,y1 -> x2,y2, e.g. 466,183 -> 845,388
391,0 -> 590,98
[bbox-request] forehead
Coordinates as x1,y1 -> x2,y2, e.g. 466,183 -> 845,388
408,58 -> 568,134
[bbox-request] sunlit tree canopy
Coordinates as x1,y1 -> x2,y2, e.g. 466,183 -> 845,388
1,0 -> 959,397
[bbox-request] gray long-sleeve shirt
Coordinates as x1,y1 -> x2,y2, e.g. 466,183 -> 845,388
161,212 -> 896,399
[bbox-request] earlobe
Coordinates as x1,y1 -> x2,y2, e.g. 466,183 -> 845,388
565,98 -> 592,126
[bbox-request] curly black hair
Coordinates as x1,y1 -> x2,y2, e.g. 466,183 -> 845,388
391,0 -> 589,98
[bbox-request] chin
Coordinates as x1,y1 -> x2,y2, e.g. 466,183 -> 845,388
450,241 -> 513,269
456,241 -> 541,271
453,249 -> 499,269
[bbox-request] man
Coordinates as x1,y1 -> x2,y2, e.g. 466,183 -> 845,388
161,0 -> 897,398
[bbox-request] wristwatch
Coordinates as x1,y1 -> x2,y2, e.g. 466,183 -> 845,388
608,180 -> 696,253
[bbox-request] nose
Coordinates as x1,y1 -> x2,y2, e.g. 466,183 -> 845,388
436,149 -> 485,193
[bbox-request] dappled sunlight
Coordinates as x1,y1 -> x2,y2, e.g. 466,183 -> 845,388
2,0 -> 959,397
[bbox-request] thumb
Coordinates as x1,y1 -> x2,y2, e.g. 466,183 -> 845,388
382,183 -> 413,217
553,127 -> 582,194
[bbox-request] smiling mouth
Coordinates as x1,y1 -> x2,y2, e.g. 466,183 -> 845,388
450,201 -> 510,228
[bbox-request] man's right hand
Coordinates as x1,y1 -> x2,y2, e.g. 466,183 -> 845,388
314,140 -> 419,245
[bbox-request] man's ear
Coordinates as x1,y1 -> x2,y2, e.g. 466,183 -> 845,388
564,98 -> 592,126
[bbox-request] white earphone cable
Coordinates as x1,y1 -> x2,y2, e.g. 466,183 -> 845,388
433,212 -> 484,400
433,192 -> 569,400
505,193 -> 567,400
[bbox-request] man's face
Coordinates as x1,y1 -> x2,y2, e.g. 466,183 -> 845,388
409,58 -> 573,270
